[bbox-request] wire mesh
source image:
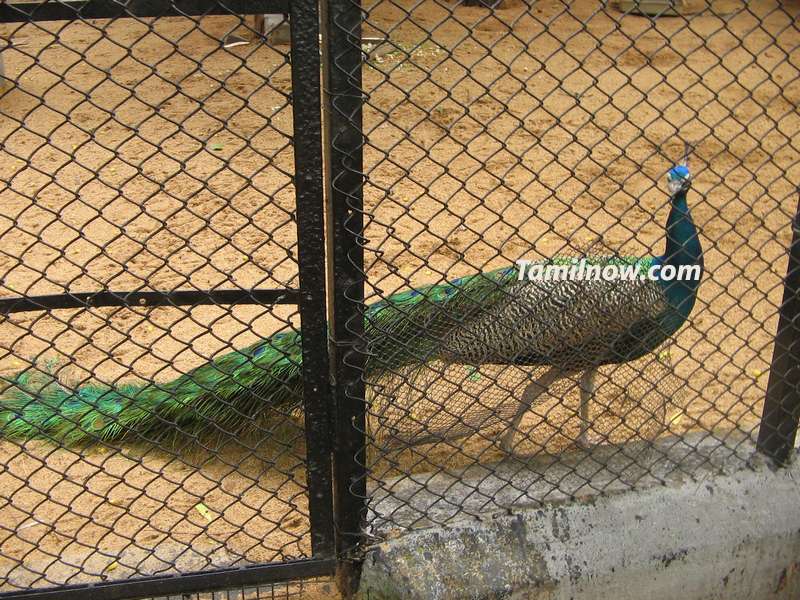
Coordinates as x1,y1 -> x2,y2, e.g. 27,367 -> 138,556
329,0 -> 800,540
0,7 -> 328,595
0,0 -> 798,597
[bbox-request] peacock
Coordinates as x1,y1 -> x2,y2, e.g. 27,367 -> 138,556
0,164 -> 701,450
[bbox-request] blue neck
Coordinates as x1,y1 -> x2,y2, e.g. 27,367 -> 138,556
655,188 -> 703,320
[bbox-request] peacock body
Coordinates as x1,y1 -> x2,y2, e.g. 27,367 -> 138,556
440,257 -> 670,371
0,166 -> 701,448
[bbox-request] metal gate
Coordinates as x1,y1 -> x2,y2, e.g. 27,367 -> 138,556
0,0 -> 366,597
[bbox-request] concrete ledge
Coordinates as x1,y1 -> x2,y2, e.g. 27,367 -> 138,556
367,432 -> 754,533
359,444 -> 800,599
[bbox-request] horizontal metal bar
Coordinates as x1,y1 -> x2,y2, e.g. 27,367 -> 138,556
0,0 -> 290,23
0,288 -> 301,314
0,558 -> 336,600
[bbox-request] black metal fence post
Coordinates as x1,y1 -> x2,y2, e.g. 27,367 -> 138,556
321,0 -> 369,595
291,0 -> 336,558
757,189 -> 800,466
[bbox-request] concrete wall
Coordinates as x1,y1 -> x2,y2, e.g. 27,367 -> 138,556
358,443 -> 800,600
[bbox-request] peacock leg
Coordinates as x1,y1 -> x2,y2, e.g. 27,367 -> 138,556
501,367 -> 562,453
578,368 -> 597,448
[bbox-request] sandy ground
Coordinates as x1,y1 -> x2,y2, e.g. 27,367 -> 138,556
0,0 -> 798,593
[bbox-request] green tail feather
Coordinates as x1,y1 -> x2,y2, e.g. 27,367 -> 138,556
1,261 -> 602,444
0,331 -> 305,444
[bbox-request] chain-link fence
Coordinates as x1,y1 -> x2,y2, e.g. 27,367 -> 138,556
327,0 -> 800,546
0,0 -> 798,598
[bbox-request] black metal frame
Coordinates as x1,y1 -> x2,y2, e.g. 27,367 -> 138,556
3,559 -> 336,600
291,0 -> 338,562
0,0 -> 289,23
0,0 -> 342,598
0,289 -> 300,315
321,0 -> 369,593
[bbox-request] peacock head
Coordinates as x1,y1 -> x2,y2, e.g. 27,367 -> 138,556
666,164 -> 691,195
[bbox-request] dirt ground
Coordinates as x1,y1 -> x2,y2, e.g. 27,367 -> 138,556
0,0 -> 798,592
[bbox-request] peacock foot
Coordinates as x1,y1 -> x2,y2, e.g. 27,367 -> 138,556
576,430 -> 592,451
500,367 -> 564,455
499,429 -> 519,454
